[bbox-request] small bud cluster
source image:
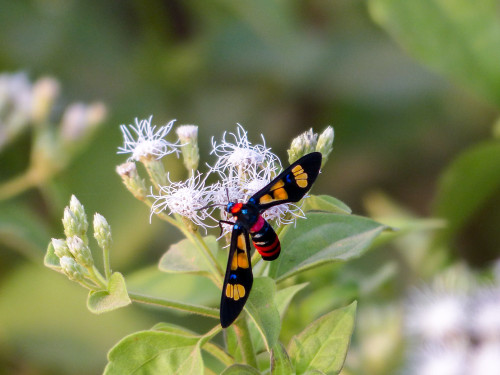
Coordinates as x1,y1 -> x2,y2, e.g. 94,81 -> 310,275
405,267 -> 500,375
117,119 -> 335,235
50,195 -> 113,289
0,71 -> 107,201
288,126 -> 334,166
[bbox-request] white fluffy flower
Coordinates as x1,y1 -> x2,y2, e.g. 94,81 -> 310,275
406,287 -> 468,344
118,116 -> 179,161
469,343 -> 500,375
470,287 -> 500,343
209,124 -> 281,178
409,345 -> 467,375
151,172 -> 215,228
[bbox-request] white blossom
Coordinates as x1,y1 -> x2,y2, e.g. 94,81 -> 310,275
151,172 -> 216,228
409,345 -> 467,375
118,116 -> 179,161
470,287 -> 500,343
209,124 -> 281,178
406,287 -> 468,345
469,343 -> 500,375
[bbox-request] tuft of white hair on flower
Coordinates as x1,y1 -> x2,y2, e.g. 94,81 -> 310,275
209,124 -> 281,179
117,116 -> 180,161
150,171 -> 216,229
469,287 -> 500,343
469,342 -> 500,375
405,286 -> 469,345
408,344 -> 468,375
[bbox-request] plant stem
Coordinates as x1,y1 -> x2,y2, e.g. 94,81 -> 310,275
0,168 -> 38,200
129,291 -> 219,318
102,247 -> 112,281
87,266 -> 107,289
234,317 -> 257,368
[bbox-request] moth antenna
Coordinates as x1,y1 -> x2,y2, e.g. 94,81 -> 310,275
196,203 -> 224,211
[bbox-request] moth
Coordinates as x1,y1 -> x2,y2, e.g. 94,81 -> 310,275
219,152 -> 322,328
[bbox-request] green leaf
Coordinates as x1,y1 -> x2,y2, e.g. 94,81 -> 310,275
289,301 -> 357,375
367,0 -> 500,106
303,195 -> 351,214
245,277 -> 281,351
104,330 -> 203,375
221,364 -> 261,375
152,322 -> 197,336
159,235 -> 221,275
224,326 -> 243,363
433,141 -> 500,243
44,241 -> 62,272
275,283 -> 308,319
126,265 -> 219,307
270,213 -> 386,281
87,272 -> 131,314
271,342 -> 294,375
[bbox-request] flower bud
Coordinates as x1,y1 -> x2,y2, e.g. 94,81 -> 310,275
116,162 -> 148,200
142,157 -> 167,187
287,128 -> 318,164
316,126 -> 334,166
67,236 -> 94,268
31,76 -> 59,123
176,125 -> 200,172
60,256 -> 85,282
51,238 -> 71,258
62,195 -> 88,242
93,213 -> 112,250
60,102 -> 106,143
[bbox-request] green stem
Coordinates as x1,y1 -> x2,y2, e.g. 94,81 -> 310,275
78,277 -> 100,290
175,214 -> 223,284
233,317 -> 257,368
87,266 -> 107,289
202,342 -> 233,367
194,231 -> 224,277
102,247 -> 112,281
0,168 -> 38,201
129,292 -> 219,318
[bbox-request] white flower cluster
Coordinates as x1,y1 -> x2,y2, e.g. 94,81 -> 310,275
118,119 -> 308,231
405,269 -> 500,375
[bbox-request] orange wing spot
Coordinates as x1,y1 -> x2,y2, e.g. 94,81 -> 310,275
225,284 -> 234,298
237,235 -> 246,250
296,179 -> 308,188
237,252 -> 249,269
259,194 -> 273,204
273,187 -> 288,200
292,165 -> 303,174
271,180 -> 285,190
295,172 -> 308,180
231,254 -> 238,270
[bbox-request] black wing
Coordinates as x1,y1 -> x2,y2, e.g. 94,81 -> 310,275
220,226 -> 253,328
249,152 -> 322,211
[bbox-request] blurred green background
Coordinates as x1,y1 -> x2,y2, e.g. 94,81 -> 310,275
1,1 -> 499,374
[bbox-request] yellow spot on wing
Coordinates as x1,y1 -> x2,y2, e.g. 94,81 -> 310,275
231,254 -> 238,270
259,194 -> 273,204
226,284 -> 233,298
292,165 -> 303,174
237,235 -> 246,250
237,252 -> 249,269
296,179 -> 308,188
235,284 -> 245,299
271,180 -> 284,190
